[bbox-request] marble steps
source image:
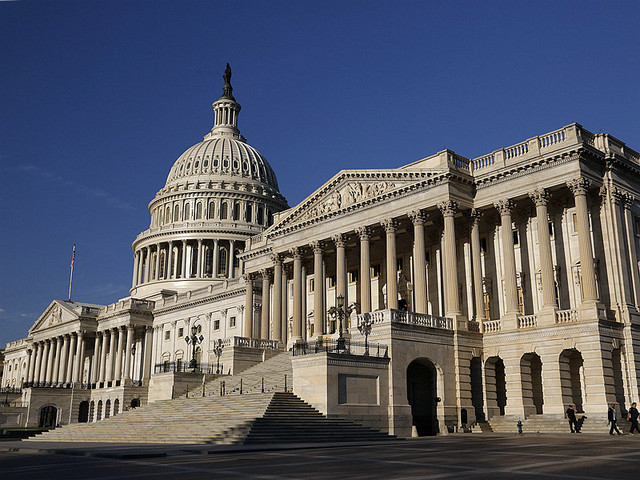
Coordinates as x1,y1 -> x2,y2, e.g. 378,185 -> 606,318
483,414 -> 611,434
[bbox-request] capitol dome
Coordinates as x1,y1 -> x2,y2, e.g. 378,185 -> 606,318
130,64 -> 289,298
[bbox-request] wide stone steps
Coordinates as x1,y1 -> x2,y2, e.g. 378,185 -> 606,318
482,414 -> 611,434
26,391 -> 396,444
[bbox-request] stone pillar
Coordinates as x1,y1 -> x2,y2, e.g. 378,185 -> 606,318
282,266 -> 289,343
143,326 -> 154,382
43,340 -> 53,384
333,235 -> 347,309
229,240 -> 236,278
114,327 -> 125,383
291,248 -> 303,343
567,178 -> 598,302
196,239 -> 203,278
106,328 -> 117,383
51,337 -> 61,385
312,241 -> 325,338
494,199 -> 520,314
213,239 -> 219,277
90,334 -> 101,384
132,251 -> 139,287
99,330 -> 108,384
260,270 -> 271,339
611,189 -> 634,309
57,335 -> 69,384
271,255 -> 283,342
438,201 -> 462,317
33,343 -> 43,384
181,240 -> 188,279
137,250 -> 144,285
623,195 -> 640,308
244,274 -> 254,338
410,211 -> 428,314
167,241 -> 174,279
530,189 -> 557,310
144,247 -> 151,283
73,332 -> 84,383
123,326 -> 134,382
470,209 -> 485,323
381,218 -> 398,310
25,348 -> 34,384
65,334 -> 76,384
356,227 -> 371,314
154,244 -> 161,281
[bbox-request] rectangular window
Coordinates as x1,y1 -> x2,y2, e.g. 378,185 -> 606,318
328,276 -> 336,288
178,328 -> 184,338
512,230 -> 520,246
548,220 -> 555,238
164,330 -> 170,341
371,264 -> 381,278
517,287 -> 525,315
214,320 -> 220,331
229,316 -> 236,328
396,258 -> 404,272
572,212 -> 578,233
348,270 -> 358,283
480,238 -> 488,255
309,278 -> 315,292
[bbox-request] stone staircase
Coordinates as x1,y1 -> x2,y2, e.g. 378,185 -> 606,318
479,413 -> 610,434
25,392 -> 395,444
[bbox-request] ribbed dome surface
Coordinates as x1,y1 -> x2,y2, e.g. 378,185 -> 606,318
165,137 -> 279,189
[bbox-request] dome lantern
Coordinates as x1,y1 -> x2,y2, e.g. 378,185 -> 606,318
209,63 -> 242,140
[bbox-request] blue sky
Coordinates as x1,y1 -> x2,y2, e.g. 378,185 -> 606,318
1,0 -> 639,347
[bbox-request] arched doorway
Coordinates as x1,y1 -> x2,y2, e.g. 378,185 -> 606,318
521,353 -> 544,414
78,401 -> 89,423
39,405 -> 58,428
470,357 -> 485,422
130,398 -> 141,408
612,348 -> 626,415
559,349 -> 584,413
485,356 -> 507,416
406,359 -> 438,436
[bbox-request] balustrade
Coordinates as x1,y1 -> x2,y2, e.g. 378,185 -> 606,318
555,309 -> 578,324
518,315 -> 538,329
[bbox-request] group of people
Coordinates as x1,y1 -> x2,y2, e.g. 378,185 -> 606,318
565,402 -> 640,435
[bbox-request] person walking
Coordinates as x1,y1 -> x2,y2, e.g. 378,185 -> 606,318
565,405 -> 579,433
628,402 -> 640,434
608,403 -> 622,435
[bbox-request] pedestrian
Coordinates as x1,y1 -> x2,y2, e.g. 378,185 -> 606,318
565,405 -> 579,433
628,402 -> 640,434
608,403 -> 622,435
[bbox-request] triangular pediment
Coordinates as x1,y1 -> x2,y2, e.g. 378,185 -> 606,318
29,300 -> 85,335
266,168 -> 448,236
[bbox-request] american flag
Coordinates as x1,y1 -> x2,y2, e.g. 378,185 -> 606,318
70,244 -> 76,268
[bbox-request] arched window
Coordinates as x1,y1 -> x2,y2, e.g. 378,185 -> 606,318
219,248 -> 228,276
184,202 -> 191,221
195,346 -> 202,364
257,206 -> 264,225
196,202 -> 203,219
174,204 -> 180,222
113,398 -> 120,416
105,399 -> 111,419
233,202 -> 240,221
208,202 -> 215,219
205,248 -> 213,275
165,206 -> 171,224
245,203 -> 252,223
159,251 -> 166,278
221,202 -> 228,219
234,249 -> 241,268
267,210 -> 273,226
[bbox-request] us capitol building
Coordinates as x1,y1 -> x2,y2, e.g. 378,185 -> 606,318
2,66 -> 640,438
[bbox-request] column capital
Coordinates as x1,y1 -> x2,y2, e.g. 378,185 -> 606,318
494,199 -> 515,216
127,324 -> 135,332
310,240 -> 324,254
622,193 -> 635,210
270,252 -> 282,265
238,305 -> 245,313
566,177 -> 590,196
408,210 -> 427,225
355,226 -> 371,240
610,187 -> 625,205
437,200 -> 458,217
260,269 -> 272,281
289,247 -> 302,260
332,234 -> 346,248
381,218 -> 398,233
243,272 -> 255,284
529,188 -> 551,207
470,208 -> 483,224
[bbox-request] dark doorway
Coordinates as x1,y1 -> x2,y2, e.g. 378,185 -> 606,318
407,359 -> 438,436
39,405 -> 58,428
470,357 -> 485,422
521,353 -> 544,414
78,401 -> 89,423
485,356 -> 507,416
130,398 -> 140,408
560,349 -> 584,413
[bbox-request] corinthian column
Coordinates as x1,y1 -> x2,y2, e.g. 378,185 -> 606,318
470,209 -> 485,323
73,331 -> 84,384
51,337 -> 61,385
356,227 -> 371,314
438,201 -> 462,316
271,254 -> 283,342
567,178 -> 598,302
333,234 -> 347,307
65,334 -> 76,384
311,241 -> 325,338
291,248 -> 303,343
260,270 -> 271,339
123,326 -> 134,382
244,274 -> 255,338
114,327 -> 125,383
529,189 -> 557,309
410,211 -> 428,314
494,199 -> 520,314
381,219 -> 398,310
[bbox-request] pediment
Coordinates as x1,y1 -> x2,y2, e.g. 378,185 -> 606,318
29,300 -> 80,335
267,168 -> 447,236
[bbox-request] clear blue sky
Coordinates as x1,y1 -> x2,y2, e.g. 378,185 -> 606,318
1,0 -> 639,348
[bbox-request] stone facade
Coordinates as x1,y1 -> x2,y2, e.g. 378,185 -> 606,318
3,69 -> 640,436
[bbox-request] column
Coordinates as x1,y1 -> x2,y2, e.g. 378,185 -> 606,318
43,341 -> 52,384
244,274 -> 254,338
282,266 -> 289,343
137,250 -> 144,285
106,328 -> 117,383
99,330 -> 108,384
33,343 -> 42,384
144,247 -> 151,283
438,201 -> 462,316
529,189 -> 557,309
51,337 -> 61,385
356,227 -> 372,314
73,331 -> 84,384
143,326 -> 154,382
65,333 -> 76,384
567,178 -> 598,302
154,244 -> 161,281
623,195 -> 640,307
114,327 -> 125,383
132,251 -> 139,287
333,235 -> 347,307
181,240 -> 188,279
291,248 -> 303,343
470,209 -> 485,323
260,270 -> 271,339
312,241 -> 325,338
271,254 -> 283,342
382,219 -> 398,310
494,199 -> 519,314
611,189 -> 634,308
123,326 -> 134,382
58,335 -> 69,384
410,211 -> 428,314
197,239 -> 203,278
229,240 -> 236,278
26,347 -> 35,384
213,240 -> 219,277
167,241 -> 174,279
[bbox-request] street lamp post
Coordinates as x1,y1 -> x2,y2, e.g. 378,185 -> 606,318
327,294 -> 355,351
185,325 -> 204,372
357,314 -> 373,356
212,338 -> 224,374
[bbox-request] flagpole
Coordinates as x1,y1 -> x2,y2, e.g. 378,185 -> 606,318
68,244 -> 76,302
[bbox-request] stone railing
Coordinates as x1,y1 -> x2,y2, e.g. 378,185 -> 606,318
467,321 -> 480,332
504,140 -> 529,160
447,152 -> 471,171
355,310 -> 453,331
220,336 -> 280,350
518,315 -> 538,329
555,309 -> 578,324
483,319 -> 502,333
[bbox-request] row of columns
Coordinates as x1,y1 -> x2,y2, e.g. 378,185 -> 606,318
133,239 -> 239,287
27,332 -> 86,386
244,177 -> 601,340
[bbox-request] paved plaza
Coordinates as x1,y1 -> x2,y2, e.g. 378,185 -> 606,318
2,434 -> 640,479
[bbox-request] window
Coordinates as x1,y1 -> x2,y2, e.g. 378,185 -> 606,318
371,264 -> 381,278
396,258 -> 404,272
214,320 -> 220,331
219,248 -> 228,276
196,325 -> 202,334
349,270 -> 358,283
174,204 -> 180,221
184,203 -> 191,221
165,207 -> 171,224
196,202 -> 203,219
328,275 -> 336,288
164,330 -> 170,340
517,287 -> 525,315
178,328 -> 184,337
257,207 -> 264,225
572,212 -> 578,233
548,220 -> 555,238
483,292 -> 492,320
208,202 -> 215,219
221,202 -> 228,220
480,238 -> 488,255
309,278 -> 315,292
229,316 -> 236,328
245,204 -> 252,223
233,203 -> 240,221
512,230 -> 520,246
